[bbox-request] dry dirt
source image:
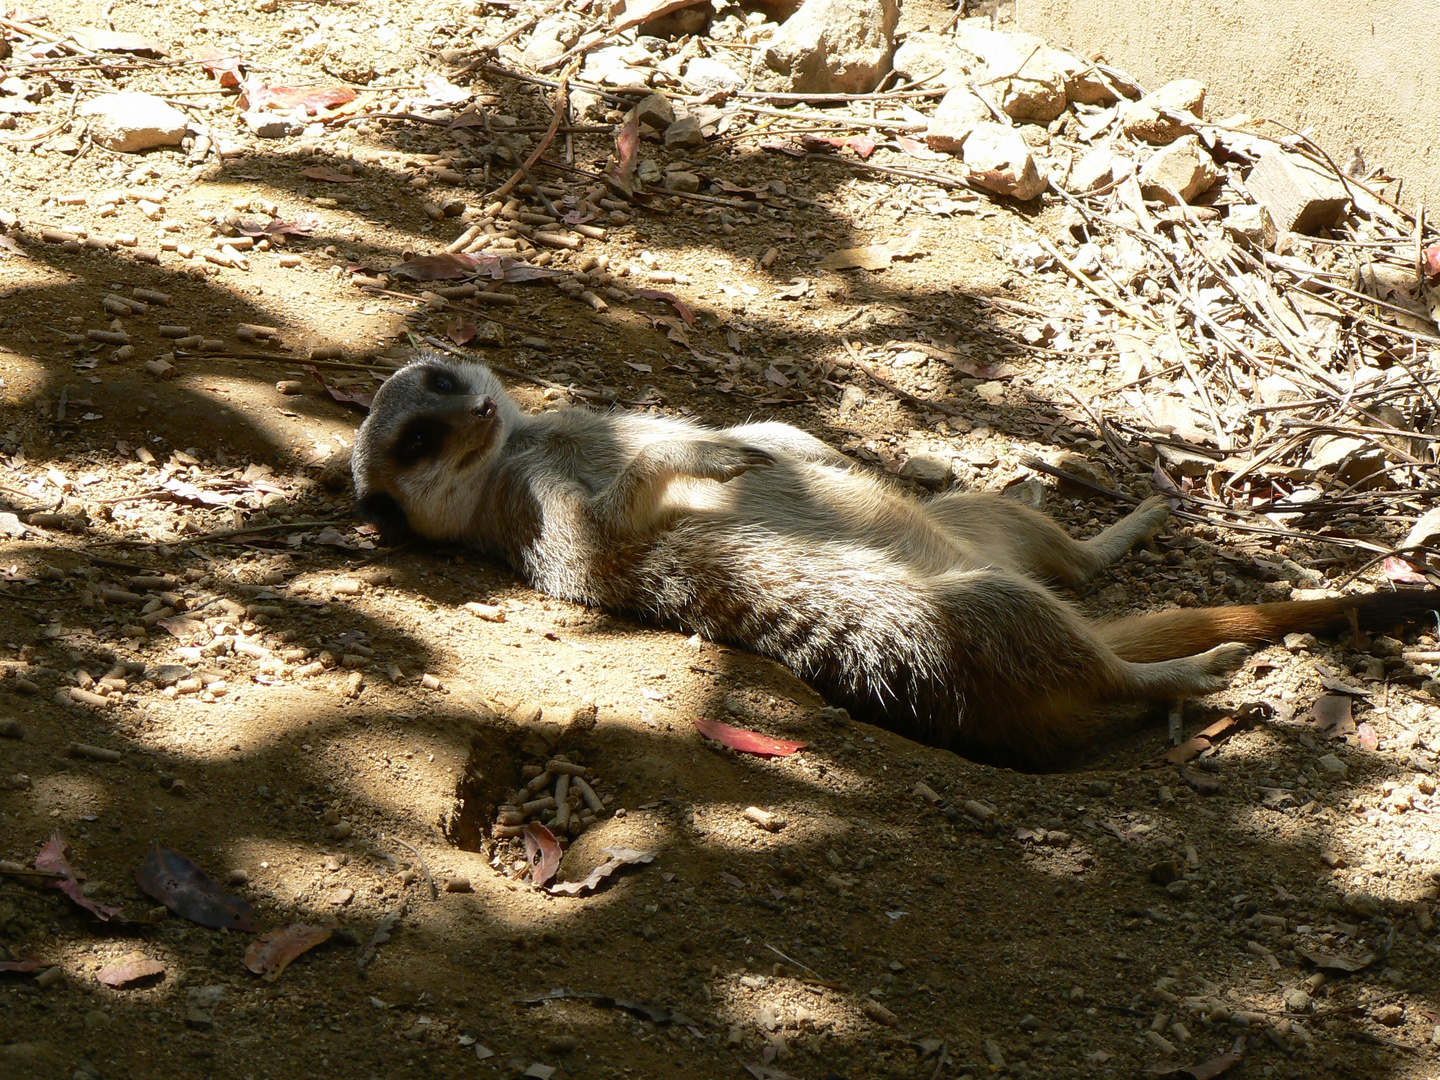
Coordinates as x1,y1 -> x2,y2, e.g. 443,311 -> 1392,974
1,2 -> 1439,1079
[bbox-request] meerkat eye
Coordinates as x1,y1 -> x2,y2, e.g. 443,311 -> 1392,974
426,368 -> 458,395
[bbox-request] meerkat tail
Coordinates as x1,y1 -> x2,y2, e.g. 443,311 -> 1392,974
1095,589 -> 1440,663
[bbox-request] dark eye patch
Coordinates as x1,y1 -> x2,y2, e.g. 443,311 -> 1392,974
392,417 -> 449,466
424,367 -> 460,395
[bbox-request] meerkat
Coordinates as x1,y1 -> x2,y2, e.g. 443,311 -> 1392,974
351,352 -> 1435,767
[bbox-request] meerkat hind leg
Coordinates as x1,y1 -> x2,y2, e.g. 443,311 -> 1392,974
922,492 -> 1171,589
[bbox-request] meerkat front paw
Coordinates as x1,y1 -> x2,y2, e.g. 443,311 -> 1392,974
1196,641 -> 1248,691
1129,494 -> 1173,542
694,444 -> 775,482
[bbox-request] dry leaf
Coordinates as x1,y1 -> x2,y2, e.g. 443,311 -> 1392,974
521,822 -> 561,887
818,228 -> 925,271
693,718 -> 807,757
96,954 -> 166,988
244,924 -> 332,981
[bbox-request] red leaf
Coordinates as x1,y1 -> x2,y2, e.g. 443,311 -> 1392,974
96,954 -> 166,988
447,316 -> 478,345
243,924 -> 332,981
194,45 -> 243,88
34,833 -> 122,921
693,718 -> 807,757
239,81 -> 356,114
632,287 -> 695,324
609,110 -> 641,196
1424,244 -> 1440,278
522,823 -> 562,887
1356,721 -> 1378,751
1383,555 -> 1429,584
135,843 -> 255,931
0,958 -> 51,974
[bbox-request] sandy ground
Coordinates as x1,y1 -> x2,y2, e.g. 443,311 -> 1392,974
1,2 -> 1439,1079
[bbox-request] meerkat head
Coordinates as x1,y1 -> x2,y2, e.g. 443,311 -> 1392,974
352,352 -> 518,543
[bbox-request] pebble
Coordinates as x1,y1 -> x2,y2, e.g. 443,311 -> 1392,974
1373,1003 -> 1404,1026
0,718 -> 22,738
184,1007 -> 215,1031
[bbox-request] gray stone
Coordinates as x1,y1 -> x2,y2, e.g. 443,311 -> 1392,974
78,92 -> 187,152
241,111 -> 302,138
663,169 -> 701,193
1138,135 -> 1219,204
521,15 -> 582,68
569,88 -> 606,121
962,122 -> 1047,201
756,0 -> 900,95
924,87 -> 991,154
890,30 -> 980,83
899,451 -> 952,486
582,44 -> 651,88
684,56 -> 745,92
662,116 -> 706,147
1316,752 -> 1347,778
951,23 -> 1067,123
1122,78 -> 1206,144
635,92 -> 675,132
183,1007 -> 215,1031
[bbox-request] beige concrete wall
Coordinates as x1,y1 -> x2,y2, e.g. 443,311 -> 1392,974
1015,0 -> 1440,205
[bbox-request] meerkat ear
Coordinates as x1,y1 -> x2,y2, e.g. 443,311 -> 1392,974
355,492 -> 413,545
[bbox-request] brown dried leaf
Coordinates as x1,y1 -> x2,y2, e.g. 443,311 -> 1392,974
194,45 -> 243,87
96,953 -> 166,988
135,843 -> 255,931
547,848 -> 656,896
239,81 -> 356,114
694,718 -> 807,757
521,822 -> 562,887
70,27 -> 167,55
244,924 -> 332,982
1297,947 -> 1375,973
818,228 -> 925,271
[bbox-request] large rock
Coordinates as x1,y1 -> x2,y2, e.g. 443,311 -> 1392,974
1139,135 -> 1219,204
1066,143 -> 1126,194
522,15 -> 583,67
1122,78 -> 1206,144
755,0 -> 900,95
962,122 -> 1047,200
891,30 -> 980,83
78,92 -> 187,152
951,22 -> 1067,123
925,86 -> 991,154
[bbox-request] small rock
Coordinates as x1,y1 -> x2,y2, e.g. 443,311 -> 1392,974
899,451 -> 952,486
1244,148 -> 1351,235
1225,203 -> 1277,249
952,24 -> 1067,122
924,86 -> 992,154
1316,753 -> 1348,779
890,30 -> 980,83
756,0 -> 900,95
1054,51 -> 1119,105
684,57 -> 745,92
635,92 -> 675,132
1122,78 -> 1206,144
444,877 -> 472,893
521,15 -> 582,68
78,92 -> 187,152
241,111 -> 302,138
1139,135 -> 1219,204
0,718 -> 22,739
662,117 -> 706,148
1067,144 -> 1124,194
663,169 -> 701,193
1283,987 -> 1312,1013
961,122 -> 1047,200
1372,1003 -> 1404,1027
1342,890 -> 1382,919
183,1007 -> 215,1031
1164,880 -> 1192,902
188,985 -> 228,1007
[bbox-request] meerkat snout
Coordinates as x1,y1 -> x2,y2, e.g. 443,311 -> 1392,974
472,398 -> 496,419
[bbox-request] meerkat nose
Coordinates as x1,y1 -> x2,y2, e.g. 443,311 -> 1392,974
472,397 -> 496,419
